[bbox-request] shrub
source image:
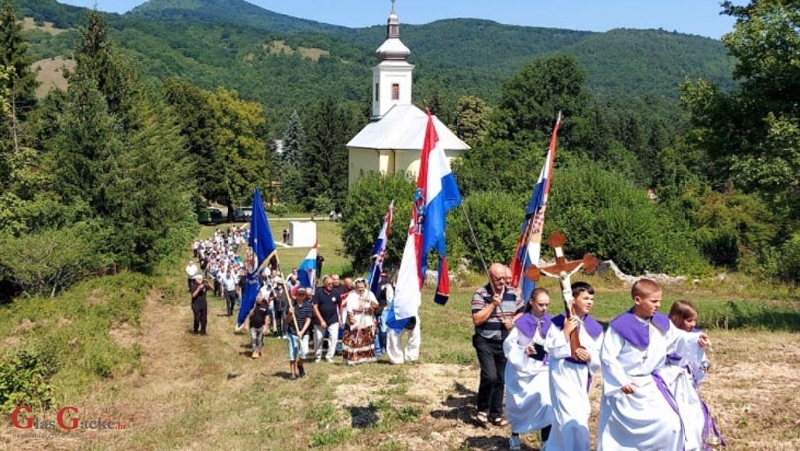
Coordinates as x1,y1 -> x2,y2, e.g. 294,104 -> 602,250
0,222 -> 111,297
779,232 -> 800,283
266,204 -> 289,218
545,161 -> 710,276
340,173 -> 415,272
0,347 -> 57,414
448,191 -> 525,271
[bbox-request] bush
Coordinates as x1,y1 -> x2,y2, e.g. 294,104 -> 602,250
340,173 -> 415,272
448,191 -> 525,271
545,161 -> 710,276
0,222 -> 111,297
0,347 -> 57,414
779,232 -> 800,283
266,204 -> 289,218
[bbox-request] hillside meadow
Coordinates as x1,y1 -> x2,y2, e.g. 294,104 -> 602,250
1,220 -> 799,450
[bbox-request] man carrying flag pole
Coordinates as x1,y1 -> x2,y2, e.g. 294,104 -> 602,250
237,187 -> 299,336
385,110 -> 462,364
509,111 -> 562,301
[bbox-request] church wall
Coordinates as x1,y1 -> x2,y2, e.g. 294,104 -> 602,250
348,148 -> 381,188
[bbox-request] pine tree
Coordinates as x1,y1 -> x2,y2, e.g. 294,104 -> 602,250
281,110 -> 305,169
0,0 -> 39,148
302,97 -> 360,211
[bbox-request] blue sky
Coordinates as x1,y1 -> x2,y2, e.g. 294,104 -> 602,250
57,0 -> 745,39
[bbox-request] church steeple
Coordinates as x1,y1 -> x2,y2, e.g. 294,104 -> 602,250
387,0 -> 400,39
371,0 -> 414,119
375,0 -> 410,61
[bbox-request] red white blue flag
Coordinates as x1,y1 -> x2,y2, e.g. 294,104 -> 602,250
509,112 -> 562,301
388,110 -> 462,330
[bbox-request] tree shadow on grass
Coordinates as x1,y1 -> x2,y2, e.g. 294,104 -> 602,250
461,434 -> 513,450
429,381 -> 478,426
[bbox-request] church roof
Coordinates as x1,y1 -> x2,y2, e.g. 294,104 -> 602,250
347,104 -> 470,151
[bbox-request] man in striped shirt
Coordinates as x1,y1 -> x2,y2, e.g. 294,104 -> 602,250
472,263 -> 524,426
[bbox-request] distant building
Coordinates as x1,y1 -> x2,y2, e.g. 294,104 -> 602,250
346,1 -> 469,188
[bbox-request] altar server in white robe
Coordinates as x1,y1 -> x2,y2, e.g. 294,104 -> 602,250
661,299 -> 724,449
503,288 -> 555,451
598,279 -> 712,451
544,282 -> 604,451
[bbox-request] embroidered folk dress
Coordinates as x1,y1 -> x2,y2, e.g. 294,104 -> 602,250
342,290 -> 378,365
503,312 -> 555,435
598,310 -> 698,451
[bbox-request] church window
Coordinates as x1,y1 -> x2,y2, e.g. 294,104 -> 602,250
375,83 -> 379,101
392,83 -> 400,100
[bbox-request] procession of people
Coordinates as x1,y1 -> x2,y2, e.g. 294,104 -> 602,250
187,220 -> 722,451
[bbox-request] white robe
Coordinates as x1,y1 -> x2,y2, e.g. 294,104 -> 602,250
597,315 -> 695,451
544,318 -> 602,451
386,317 -> 420,364
657,331 -> 708,451
503,326 -> 553,434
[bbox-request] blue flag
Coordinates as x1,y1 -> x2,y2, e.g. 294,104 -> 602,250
367,201 -> 394,297
237,187 -> 277,329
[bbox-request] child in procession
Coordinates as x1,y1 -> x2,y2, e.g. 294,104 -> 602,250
597,279 -> 712,451
544,281 -> 604,451
504,287 -> 555,451
286,287 -> 313,380
663,299 -> 725,449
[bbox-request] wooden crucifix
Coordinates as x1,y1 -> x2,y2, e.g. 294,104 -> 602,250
525,231 -> 598,359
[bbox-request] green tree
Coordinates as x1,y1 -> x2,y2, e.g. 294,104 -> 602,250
281,109 -> 305,169
46,12 -> 196,273
164,80 -> 270,214
491,54 -> 598,151
163,79 -> 226,207
300,97 -> 361,210
207,86 -> 270,215
683,1 -> 800,223
341,172 -> 415,272
453,95 -> 492,147
0,0 -> 38,145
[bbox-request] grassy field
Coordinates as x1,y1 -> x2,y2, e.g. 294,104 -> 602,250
1,220 -> 799,450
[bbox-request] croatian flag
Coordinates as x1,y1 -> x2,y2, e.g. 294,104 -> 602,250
297,241 -> 318,289
237,187 -> 277,329
387,110 -> 462,330
509,112 -> 562,301
368,201 -> 394,297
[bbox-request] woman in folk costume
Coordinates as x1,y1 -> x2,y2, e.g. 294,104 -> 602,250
342,278 -> 379,365
544,281 -> 604,451
659,300 -> 725,450
504,288 -> 555,451
598,279 -> 713,451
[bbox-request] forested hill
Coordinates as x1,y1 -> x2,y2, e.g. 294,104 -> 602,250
26,0 -> 736,126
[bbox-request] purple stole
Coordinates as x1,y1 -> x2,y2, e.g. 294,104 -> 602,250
514,312 -> 552,339
551,313 -> 603,377
610,309 -> 687,447
551,313 -> 603,339
515,313 -> 552,362
608,308 -> 671,348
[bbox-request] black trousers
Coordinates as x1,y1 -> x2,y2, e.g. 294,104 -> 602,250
224,290 -> 237,316
192,304 -> 207,333
473,334 -> 507,418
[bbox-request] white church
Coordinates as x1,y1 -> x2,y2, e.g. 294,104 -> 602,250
346,1 -> 470,188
